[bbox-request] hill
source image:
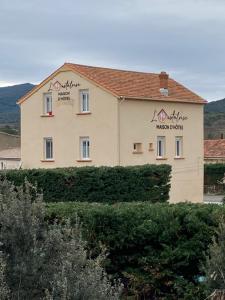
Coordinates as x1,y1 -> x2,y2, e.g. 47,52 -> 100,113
0,83 -> 35,126
204,98 -> 225,139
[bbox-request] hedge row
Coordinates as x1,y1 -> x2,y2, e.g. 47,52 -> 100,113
204,163 -> 225,185
46,202 -> 224,299
4,164 -> 171,203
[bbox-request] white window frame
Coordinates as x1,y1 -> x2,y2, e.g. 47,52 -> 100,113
80,137 -> 90,160
44,137 -> 53,160
80,90 -> 90,113
175,136 -> 183,158
43,93 -> 52,115
157,136 -> 165,158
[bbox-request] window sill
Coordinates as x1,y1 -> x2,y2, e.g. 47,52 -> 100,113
76,159 -> 92,162
40,114 -> 55,117
41,160 -> 55,162
156,157 -> 167,160
148,149 -> 154,151
174,157 -> 185,160
132,151 -> 143,154
76,112 -> 91,115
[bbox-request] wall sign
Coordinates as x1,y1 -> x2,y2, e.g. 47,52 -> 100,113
151,109 -> 188,130
48,80 -> 80,101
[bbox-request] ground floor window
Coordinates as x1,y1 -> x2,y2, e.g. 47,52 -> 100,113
80,137 -> 90,159
157,136 -> 165,158
175,136 -> 183,157
44,137 -> 53,160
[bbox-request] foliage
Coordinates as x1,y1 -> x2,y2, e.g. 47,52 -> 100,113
204,164 -> 225,186
5,164 -> 171,203
0,178 -> 121,300
0,256 -> 10,300
47,201 -> 225,299
204,220 -> 225,296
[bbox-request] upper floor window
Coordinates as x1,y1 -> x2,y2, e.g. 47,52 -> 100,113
44,137 -> 53,160
175,136 -> 183,158
43,93 -> 52,115
80,137 -> 90,160
157,136 -> 165,158
80,90 -> 89,113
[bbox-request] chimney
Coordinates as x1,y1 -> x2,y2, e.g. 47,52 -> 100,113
159,71 -> 169,96
221,133 -> 224,139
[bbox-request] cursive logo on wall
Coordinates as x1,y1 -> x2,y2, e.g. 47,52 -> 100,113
151,109 -> 188,123
48,80 -> 80,92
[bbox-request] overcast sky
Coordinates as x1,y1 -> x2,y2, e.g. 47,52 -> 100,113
0,0 -> 225,101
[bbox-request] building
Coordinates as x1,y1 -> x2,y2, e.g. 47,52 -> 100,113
204,139 -> 225,164
0,147 -> 21,170
0,132 -> 20,151
18,63 -> 206,203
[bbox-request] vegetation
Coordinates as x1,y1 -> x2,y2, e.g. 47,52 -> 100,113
204,220 -> 225,297
5,164 -> 171,203
47,201 -> 225,299
204,164 -> 225,186
0,178 -> 121,300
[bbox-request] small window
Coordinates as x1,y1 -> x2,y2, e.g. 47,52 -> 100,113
80,137 -> 90,159
44,138 -> 53,160
149,143 -> 154,151
157,136 -> 165,158
175,136 -> 183,158
133,143 -> 142,153
44,93 -> 52,115
80,90 -> 89,112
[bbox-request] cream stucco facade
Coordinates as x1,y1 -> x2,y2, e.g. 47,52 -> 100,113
19,64 -> 204,203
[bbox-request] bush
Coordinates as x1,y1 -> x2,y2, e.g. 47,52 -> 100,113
46,202 -> 225,300
4,164 -> 171,203
204,164 -> 225,186
0,178 -> 121,299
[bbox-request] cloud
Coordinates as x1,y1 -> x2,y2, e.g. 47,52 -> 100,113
0,0 -> 225,100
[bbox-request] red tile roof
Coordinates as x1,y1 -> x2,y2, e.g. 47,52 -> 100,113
18,63 -> 206,105
65,63 -> 206,104
204,139 -> 225,158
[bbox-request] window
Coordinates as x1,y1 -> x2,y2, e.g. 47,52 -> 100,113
175,136 -> 183,158
44,93 -> 52,115
44,138 -> 53,160
80,137 -> 90,159
157,136 -> 165,158
133,143 -> 142,153
149,143 -> 154,151
80,90 -> 89,112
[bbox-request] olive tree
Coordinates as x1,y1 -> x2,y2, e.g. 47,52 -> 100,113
0,178 -> 121,300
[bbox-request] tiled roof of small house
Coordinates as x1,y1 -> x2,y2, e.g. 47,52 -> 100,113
204,139 -> 225,158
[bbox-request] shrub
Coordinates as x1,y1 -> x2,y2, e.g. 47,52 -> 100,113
4,164 -> 171,203
204,219 -> 225,297
47,202 -> 225,299
204,164 -> 225,186
0,178 -> 121,300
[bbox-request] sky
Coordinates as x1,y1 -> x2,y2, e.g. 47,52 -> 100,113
0,0 -> 225,101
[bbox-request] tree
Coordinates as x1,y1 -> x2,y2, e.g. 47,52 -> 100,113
0,178 -> 121,299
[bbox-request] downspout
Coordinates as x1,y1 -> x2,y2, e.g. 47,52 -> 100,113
117,96 -> 125,166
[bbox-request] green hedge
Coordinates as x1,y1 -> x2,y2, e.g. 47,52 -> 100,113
4,164 -> 171,203
204,164 -> 225,185
46,202 -> 224,299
